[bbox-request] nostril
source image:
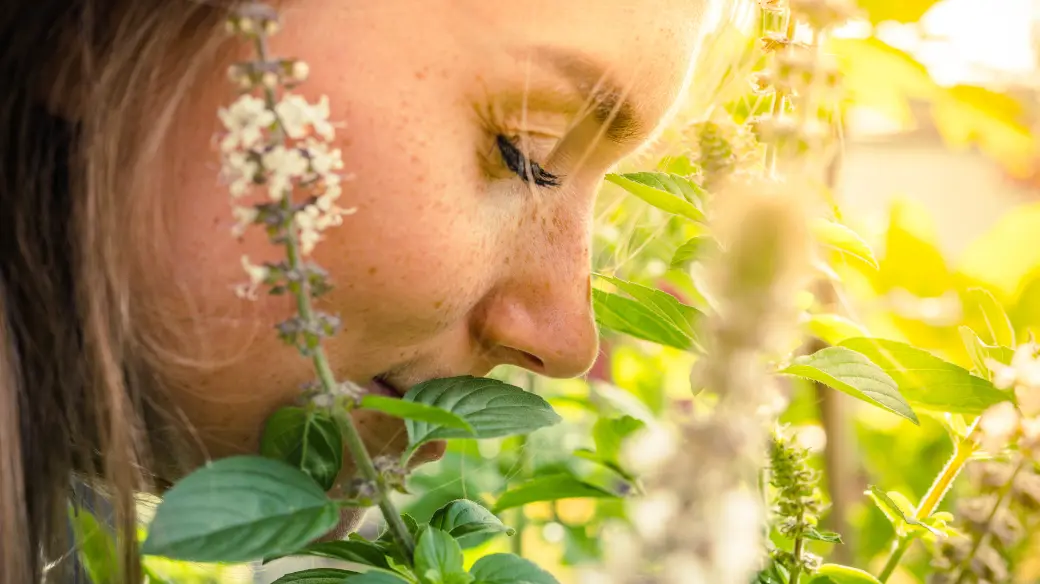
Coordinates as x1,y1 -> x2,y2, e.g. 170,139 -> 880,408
515,350 -> 544,372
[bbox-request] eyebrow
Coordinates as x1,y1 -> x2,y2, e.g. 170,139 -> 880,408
530,47 -> 644,144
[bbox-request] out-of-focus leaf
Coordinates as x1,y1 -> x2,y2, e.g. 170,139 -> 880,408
69,506 -> 118,584
604,172 -> 706,222
878,200 -> 952,297
965,287 -> 1015,347
670,236 -> 720,270
855,0 -> 941,24
779,346 -> 918,424
841,338 -> 1009,414
808,564 -> 883,584
829,37 -> 937,128
811,219 -> 879,269
804,528 -> 843,544
866,486 -> 940,538
958,326 -> 1015,381
932,85 -> 1035,178
804,313 -> 870,345
592,289 -> 696,351
469,553 -> 560,584
493,475 -> 618,512
271,569 -> 360,584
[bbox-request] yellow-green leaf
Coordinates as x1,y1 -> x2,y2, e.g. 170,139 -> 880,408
779,346 -> 918,424
605,172 -> 706,222
811,219 -> 879,270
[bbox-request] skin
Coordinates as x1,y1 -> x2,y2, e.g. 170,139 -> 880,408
145,0 -> 703,528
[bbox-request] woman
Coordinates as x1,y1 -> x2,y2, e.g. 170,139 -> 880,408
0,0 -> 709,581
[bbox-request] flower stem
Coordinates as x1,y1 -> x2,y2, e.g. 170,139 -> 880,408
876,431 -> 977,582
250,30 -> 416,562
877,538 -> 909,583
788,533 -> 806,584
951,457 -> 1025,584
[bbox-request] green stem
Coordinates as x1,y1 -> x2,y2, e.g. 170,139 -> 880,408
511,470 -> 528,556
877,538 -> 910,583
951,457 -> 1025,584
876,431 -> 978,582
511,375 -> 536,557
251,32 -> 415,560
788,533 -> 806,584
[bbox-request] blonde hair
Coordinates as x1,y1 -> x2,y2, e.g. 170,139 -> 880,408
0,2 -> 231,580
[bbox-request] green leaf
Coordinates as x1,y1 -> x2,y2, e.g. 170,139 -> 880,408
779,346 -> 919,424
68,506 -> 118,584
345,573 -> 413,584
493,475 -> 618,512
811,219 -> 879,269
966,287 -> 1016,347
591,415 -> 646,467
379,514 -> 421,544
670,236 -> 720,270
959,326 -> 1015,381
414,528 -> 467,584
269,540 -> 391,569
804,528 -> 843,544
429,500 -> 515,549
469,553 -> 560,584
605,172 -> 706,222
866,486 -> 940,538
260,407 -> 343,491
141,456 -> 340,562
402,377 -> 560,458
840,338 -> 1010,415
272,569 -> 361,584
361,395 -> 475,435
804,314 -> 870,345
594,274 -> 703,348
808,564 -> 883,584
593,289 -> 694,350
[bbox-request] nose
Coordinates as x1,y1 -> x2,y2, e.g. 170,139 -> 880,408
473,209 -> 599,379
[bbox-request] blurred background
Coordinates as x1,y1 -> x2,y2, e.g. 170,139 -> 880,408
149,0 -> 1040,582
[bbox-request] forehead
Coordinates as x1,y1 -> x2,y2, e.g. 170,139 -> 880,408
464,0 -> 707,131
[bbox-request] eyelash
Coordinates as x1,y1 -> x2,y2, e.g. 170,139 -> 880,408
495,135 -> 561,188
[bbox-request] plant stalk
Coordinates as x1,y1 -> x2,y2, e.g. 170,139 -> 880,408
788,533 -> 806,584
951,458 -> 1025,584
252,31 -> 416,562
877,538 -> 910,583
877,433 -> 977,582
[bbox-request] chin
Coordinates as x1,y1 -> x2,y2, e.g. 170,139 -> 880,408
320,506 -> 370,542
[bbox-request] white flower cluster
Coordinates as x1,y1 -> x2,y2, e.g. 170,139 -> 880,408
977,343 -> 1040,457
217,52 -> 356,298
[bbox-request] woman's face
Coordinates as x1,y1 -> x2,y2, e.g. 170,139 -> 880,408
149,0 -> 703,500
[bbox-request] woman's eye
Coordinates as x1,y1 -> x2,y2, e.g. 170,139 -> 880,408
496,135 -> 561,188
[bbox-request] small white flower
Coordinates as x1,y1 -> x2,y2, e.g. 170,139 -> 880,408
234,255 -> 270,300
621,423 -> 678,477
223,150 -> 260,198
275,94 -> 335,141
230,205 -> 259,238
977,401 -> 1020,453
262,145 -> 309,201
291,61 -> 310,83
218,95 -> 274,152
987,343 -> 1040,417
628,490 -> 679,542
305,139 -> 344,176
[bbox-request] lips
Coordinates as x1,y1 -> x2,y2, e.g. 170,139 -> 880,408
364,375 -> 405,398
360,375 -> 446,465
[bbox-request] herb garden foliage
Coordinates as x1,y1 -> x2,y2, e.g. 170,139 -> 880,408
68,0 -> 1040,583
